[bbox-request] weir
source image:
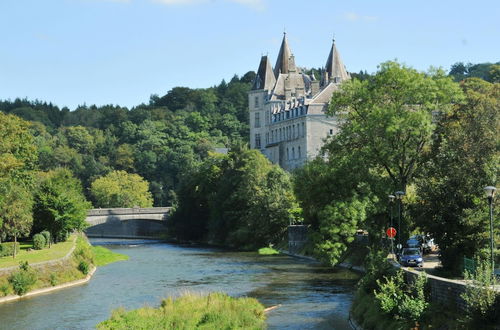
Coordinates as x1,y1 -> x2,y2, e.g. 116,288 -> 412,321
85,207 -> 171,239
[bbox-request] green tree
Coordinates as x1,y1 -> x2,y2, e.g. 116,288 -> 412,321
33,168 -> 91,241
0,112 -> 38,183
208,147 -> 296,248
90,170 -> 153,208
412,78 -> 499,272
0,180 -> 34,257
328,61 -> 464,192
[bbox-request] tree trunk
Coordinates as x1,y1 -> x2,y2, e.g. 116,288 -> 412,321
13,234 -> 17,259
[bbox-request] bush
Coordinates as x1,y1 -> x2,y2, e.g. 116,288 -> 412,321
9,262 -> 37,296
40,231 -> 51,246
374,270 -> 428,322
0,242 -> 20,257
49,273 -> 58,286
56,231 -> 69,243
461,259 -> 499,326
78,261 -> 89,275
33,234 -> 46,250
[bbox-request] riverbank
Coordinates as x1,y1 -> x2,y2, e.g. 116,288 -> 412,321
0,234 -> 128,303
0,265 -> 97,304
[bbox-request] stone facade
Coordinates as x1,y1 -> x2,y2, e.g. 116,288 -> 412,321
249,33 -> 350,170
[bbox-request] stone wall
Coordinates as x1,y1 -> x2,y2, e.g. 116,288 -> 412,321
399,263 -> 499,311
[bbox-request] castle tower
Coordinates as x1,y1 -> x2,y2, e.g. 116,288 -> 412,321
274,33 -> 296,78
325,38 -> 350,83
249,35 -> 350,171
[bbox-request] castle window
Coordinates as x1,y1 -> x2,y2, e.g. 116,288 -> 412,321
286,148 -> 289,160
329,129 -> 333,135
292,125 -> 295,139
298,146 -> 301,158
302,123 -> 305,137
255,112 -> 260,128
265,132 -> 269,145
292,147 -> 295,159
286,111 -> 290,119
254,96 -> 259,108
255,134 -> 261,148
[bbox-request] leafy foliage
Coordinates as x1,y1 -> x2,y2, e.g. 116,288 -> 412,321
449,62 -> 500,83
461,259 -> 499,325
33,233 -> 46,250
170,146 -> 297,249
412,78 -> 499,272
0,180 -> 34,256
90,170 -> 153,208
0,242 -> 19,258
328,61 -> 464,192
33,168 -> 91,242
9,262 -> 37,296
374,270 -> 428,322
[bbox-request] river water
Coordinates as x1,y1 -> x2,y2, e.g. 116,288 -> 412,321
0,239 -> 358,329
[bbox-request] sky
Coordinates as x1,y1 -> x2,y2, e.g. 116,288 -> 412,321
0,0 -> 499,110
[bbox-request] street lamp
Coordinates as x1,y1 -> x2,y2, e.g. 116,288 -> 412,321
484,186 -> 496,275
395,191 -> 405,250
389,194 -> 395,258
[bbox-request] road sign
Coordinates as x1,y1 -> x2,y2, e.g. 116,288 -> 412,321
386,227 -> 397,238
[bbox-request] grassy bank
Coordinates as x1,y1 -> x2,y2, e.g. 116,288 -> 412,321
0,236 -> 75,268
258,247 -> 279,255
97,292 -> 266,330
92,246 -> 129,266
0,234 -> 128,298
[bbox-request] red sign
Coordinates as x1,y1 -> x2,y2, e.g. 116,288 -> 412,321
386,227 -> 397,238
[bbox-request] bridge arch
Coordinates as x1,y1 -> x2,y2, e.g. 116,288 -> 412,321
85,207 -> 171,239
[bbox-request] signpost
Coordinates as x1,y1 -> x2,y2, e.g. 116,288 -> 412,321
387,227 -> 396,260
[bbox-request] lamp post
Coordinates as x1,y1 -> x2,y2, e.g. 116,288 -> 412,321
484,186 -> 496,275
389,194 -> 395,258
395,191 -> 405,250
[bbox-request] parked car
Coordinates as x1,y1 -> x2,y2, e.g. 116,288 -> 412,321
399,248 -> 424,267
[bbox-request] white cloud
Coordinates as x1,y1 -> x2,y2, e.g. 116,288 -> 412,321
344,12 -> 378,22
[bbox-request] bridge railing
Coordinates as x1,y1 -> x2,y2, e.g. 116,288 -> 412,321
87,207 -> 172,216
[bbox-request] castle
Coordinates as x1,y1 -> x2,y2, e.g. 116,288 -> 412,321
248,33 -> 350,170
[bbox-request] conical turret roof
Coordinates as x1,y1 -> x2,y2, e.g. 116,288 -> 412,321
274,33 -> 296,77
252,55 -> 276,90
325,39 -> 349,82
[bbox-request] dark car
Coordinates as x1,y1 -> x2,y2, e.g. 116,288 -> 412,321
399,248 -> 423,267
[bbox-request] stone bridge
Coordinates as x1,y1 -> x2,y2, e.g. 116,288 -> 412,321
85,207 -> 172,239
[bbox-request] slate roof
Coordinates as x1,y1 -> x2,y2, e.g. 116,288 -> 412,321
252,55 -> 276,90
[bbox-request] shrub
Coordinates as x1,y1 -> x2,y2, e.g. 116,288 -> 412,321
0,242 -> 20,257
56,231 -> 69,243
374,270 -> 428,322
49,273 -> 58,286
461,259 -> 499,326
78,261 -> 89,275
40,231 -> 51,247
0,280 -> 10,296
9,262 -> 37,296
33,233 -> 46,250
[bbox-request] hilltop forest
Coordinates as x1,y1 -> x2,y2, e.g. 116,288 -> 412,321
0,62 -> 498,265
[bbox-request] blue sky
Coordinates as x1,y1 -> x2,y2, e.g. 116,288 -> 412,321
1,0 -> 498,109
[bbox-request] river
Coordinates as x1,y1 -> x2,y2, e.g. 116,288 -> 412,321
0,239 -> 359,329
